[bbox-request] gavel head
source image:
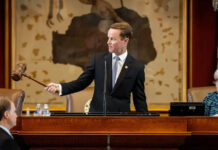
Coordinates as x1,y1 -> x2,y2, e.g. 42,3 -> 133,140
11,63 -> 27,81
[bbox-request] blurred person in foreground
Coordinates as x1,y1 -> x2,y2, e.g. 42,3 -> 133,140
203,69 -> 218,116
0,97 -> 21,150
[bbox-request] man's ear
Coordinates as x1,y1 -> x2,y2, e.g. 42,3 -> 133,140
124,37 -> 129,43
3,111 -> 9,119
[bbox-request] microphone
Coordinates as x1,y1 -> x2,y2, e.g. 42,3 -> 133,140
103,54 -> 108,116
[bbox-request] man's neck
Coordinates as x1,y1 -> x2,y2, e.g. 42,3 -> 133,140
0,121 -> 10,129
114,49 -> 127,56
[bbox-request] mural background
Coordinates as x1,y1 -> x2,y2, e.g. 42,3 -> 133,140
12,0 -> 186,110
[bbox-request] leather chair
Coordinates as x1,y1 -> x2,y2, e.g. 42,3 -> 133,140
187,86 -> 216,102
66,87 -> 93,113
0,88 -> 25,116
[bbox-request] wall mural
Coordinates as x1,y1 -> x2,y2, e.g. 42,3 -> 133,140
52,0 -> 156,69
12,0 -> 186,110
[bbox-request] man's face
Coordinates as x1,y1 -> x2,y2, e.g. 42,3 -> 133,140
107,28 -> 128,56
7,102 -> 17,129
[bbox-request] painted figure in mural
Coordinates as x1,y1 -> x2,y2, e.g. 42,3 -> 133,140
46,22 -> 148,113
203,69 -> 218,116
52,0 -> 157,69
46,0 -> 64,28
79,0 -> 124,33
0,98 -> 21,150
46,0 -> 124,30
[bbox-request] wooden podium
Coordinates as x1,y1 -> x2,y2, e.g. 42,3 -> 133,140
12,116 -> 218,150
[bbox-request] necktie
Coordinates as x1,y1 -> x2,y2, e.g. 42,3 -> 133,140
112,56 -> 120,88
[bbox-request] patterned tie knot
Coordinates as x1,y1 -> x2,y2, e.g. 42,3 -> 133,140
114,56 -> 120,61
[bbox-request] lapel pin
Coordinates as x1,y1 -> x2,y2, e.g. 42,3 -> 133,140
125,65 -> 128,69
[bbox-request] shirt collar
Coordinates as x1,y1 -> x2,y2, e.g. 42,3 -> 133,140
112,50 -> 128,62
0,125 -> 13,138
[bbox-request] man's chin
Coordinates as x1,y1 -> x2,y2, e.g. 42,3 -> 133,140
108,49 -> 114,53
13,122 -> 17,128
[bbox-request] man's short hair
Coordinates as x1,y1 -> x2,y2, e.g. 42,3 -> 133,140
0,97 -> 11,121
110,22 -> 133,39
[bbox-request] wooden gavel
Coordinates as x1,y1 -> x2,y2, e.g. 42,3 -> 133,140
11,63 -> 46,87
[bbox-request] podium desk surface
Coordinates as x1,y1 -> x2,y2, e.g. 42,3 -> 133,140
12,116 -> 218,134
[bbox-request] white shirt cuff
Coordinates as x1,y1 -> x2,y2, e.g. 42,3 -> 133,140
58,84 -> 62,96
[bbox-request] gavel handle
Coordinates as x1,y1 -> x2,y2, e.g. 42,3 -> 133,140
23,74 -> 46,87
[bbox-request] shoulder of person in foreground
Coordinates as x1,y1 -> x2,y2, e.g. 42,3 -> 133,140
203,92 -> 218,102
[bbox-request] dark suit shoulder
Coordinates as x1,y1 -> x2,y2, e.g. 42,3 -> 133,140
127,54 -> 145,69
0,128 -> 21,150
94,52 -> 110,59
0,128 -> 11,139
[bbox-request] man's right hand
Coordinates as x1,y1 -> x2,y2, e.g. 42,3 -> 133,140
45,83 -> 60,94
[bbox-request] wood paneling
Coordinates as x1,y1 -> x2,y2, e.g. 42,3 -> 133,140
0,0 -> 5,88
11,116 -> 218,150
189,0 -> 217,87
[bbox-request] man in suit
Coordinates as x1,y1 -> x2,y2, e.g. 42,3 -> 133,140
0,97 -> 21,150
46,22 -> 148,113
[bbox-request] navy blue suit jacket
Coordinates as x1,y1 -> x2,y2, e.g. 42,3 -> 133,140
61,52 -> 148,113
0,127 -> 21,150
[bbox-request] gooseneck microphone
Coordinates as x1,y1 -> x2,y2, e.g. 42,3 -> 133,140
103,54 -> 108,116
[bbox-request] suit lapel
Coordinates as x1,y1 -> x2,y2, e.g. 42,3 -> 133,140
111,54 -> 133,94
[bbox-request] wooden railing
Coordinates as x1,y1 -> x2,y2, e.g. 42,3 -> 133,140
11,116 -> 218,150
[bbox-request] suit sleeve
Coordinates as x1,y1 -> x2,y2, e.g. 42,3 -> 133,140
132,65 -> 148,112
61,55 -> 96,96
1,138 -> 21,150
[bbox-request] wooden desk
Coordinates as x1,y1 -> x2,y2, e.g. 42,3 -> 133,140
11,116 -> 218,150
